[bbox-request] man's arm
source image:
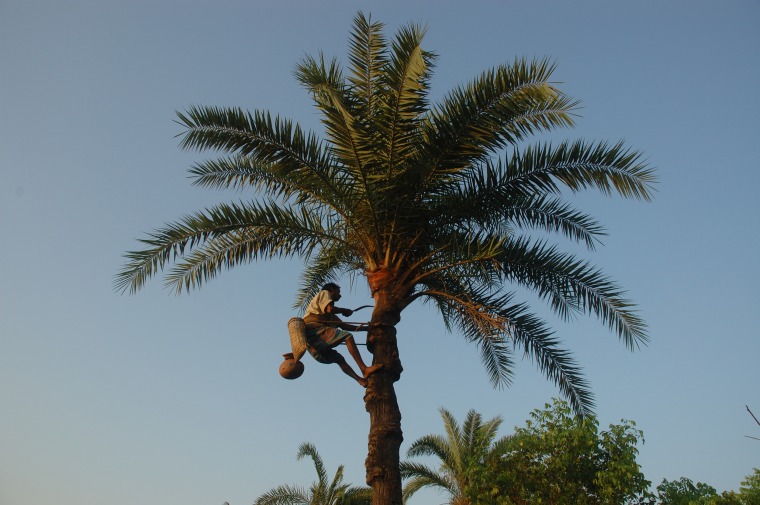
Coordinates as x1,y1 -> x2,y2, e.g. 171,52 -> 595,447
339,321 -> 368,332
325,303 -> 353,317
324,304 -> 368,331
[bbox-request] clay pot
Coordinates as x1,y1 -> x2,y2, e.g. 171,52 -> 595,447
279,353 -> 304,380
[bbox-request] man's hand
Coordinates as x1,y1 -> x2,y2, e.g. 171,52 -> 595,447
341,308 -> 354,317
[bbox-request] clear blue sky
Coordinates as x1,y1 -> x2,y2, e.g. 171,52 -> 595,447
2,1 -> 758,504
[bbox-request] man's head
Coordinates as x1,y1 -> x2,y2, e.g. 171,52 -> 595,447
322,282 -> 341,301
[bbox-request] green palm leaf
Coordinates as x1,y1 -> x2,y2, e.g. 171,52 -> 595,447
347,12 -> 387,117
115,200 -> 344,294
430,163 -> 606,248
177,106 -> 348,205
423,58 -> 576,177
498,300 -> 594,416
254,484 -> 310,505
496,236 -> 648,349
377,21 -> 434,177
253,443 -> 370,505
295,53 -> 371,174
502,139 -> 655,201
400,461 -> 454,501
401,408 -> 511,504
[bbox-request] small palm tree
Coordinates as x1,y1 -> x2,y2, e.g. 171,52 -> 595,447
254,443 -> 371,505
117,12 -> 655,504
400,409 -> 510,505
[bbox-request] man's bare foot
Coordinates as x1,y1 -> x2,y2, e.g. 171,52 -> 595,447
362,364 -> 383,378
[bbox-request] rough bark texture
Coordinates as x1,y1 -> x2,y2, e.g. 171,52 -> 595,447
364,289 -> 404,505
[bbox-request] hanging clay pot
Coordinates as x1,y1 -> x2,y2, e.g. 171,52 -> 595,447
279,352 -> 305,380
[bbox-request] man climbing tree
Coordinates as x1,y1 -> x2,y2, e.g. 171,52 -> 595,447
303,282 -> 382,387
116,12 -> 655,504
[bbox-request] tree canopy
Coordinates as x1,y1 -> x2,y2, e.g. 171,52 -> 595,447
117,11 -> 654,416
652,470 -> 760,505
117,12 -> 655,503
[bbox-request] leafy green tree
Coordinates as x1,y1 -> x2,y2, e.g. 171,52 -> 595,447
400,400 -> 649,505
465,399 -> 650,505
400,408 -> 511,504
716,491 -> 744,505
116,12 -> 654,504
650,470 -> 760,505
738,468 -> 760,505
655,477 -> 719,505
254,443 -> 371,505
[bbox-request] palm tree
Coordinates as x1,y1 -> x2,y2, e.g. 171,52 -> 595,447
116,12 -> 654,505
254,443 -> 371,505
400,409 -> 511,505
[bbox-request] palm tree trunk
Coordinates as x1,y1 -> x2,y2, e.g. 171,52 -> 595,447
364,295 -> 404,505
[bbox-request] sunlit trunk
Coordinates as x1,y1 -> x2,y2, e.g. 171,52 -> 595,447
364,290 -> 404,505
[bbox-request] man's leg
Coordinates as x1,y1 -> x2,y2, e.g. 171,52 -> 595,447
311,344 -> 369,387
335,358 -> 369,387
344,335 -> 382,379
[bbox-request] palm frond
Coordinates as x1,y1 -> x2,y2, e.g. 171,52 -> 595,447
401,408 -> 509,504
176,106 -> 349,206
406,434 -> 452,462
478,335 -> 515,389
417,280 -> 593,415
440,408 -> 465,473
411,253 -> 519,383
295,53 -> 372,172
503,139 -> 656,201
343,486 -> 372,505
339,486 -> 372,505
164,202 -> 345,294
496,236 -> 648,349
400,461 -> 455,502
326,464 -> 346,503
187,154 -> 339,209
472,412 -> 503,453
376,21 -> 434,178
498,300 -> 594,416
487,433 -> 518,459
423,57 -> 576,178
254,443 -> 369,505
188,155 -> 273,192
347,12 -> 387,119
115,200 -> 344,294
253,484 -> 309,505
297,442 -> 329,489
418,285 -> 516,387
429,163 -> 606,249
461,410 -> 484,467
502,195 -> 605,250
402,231 -> 505,289
294,52 -> 387,246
